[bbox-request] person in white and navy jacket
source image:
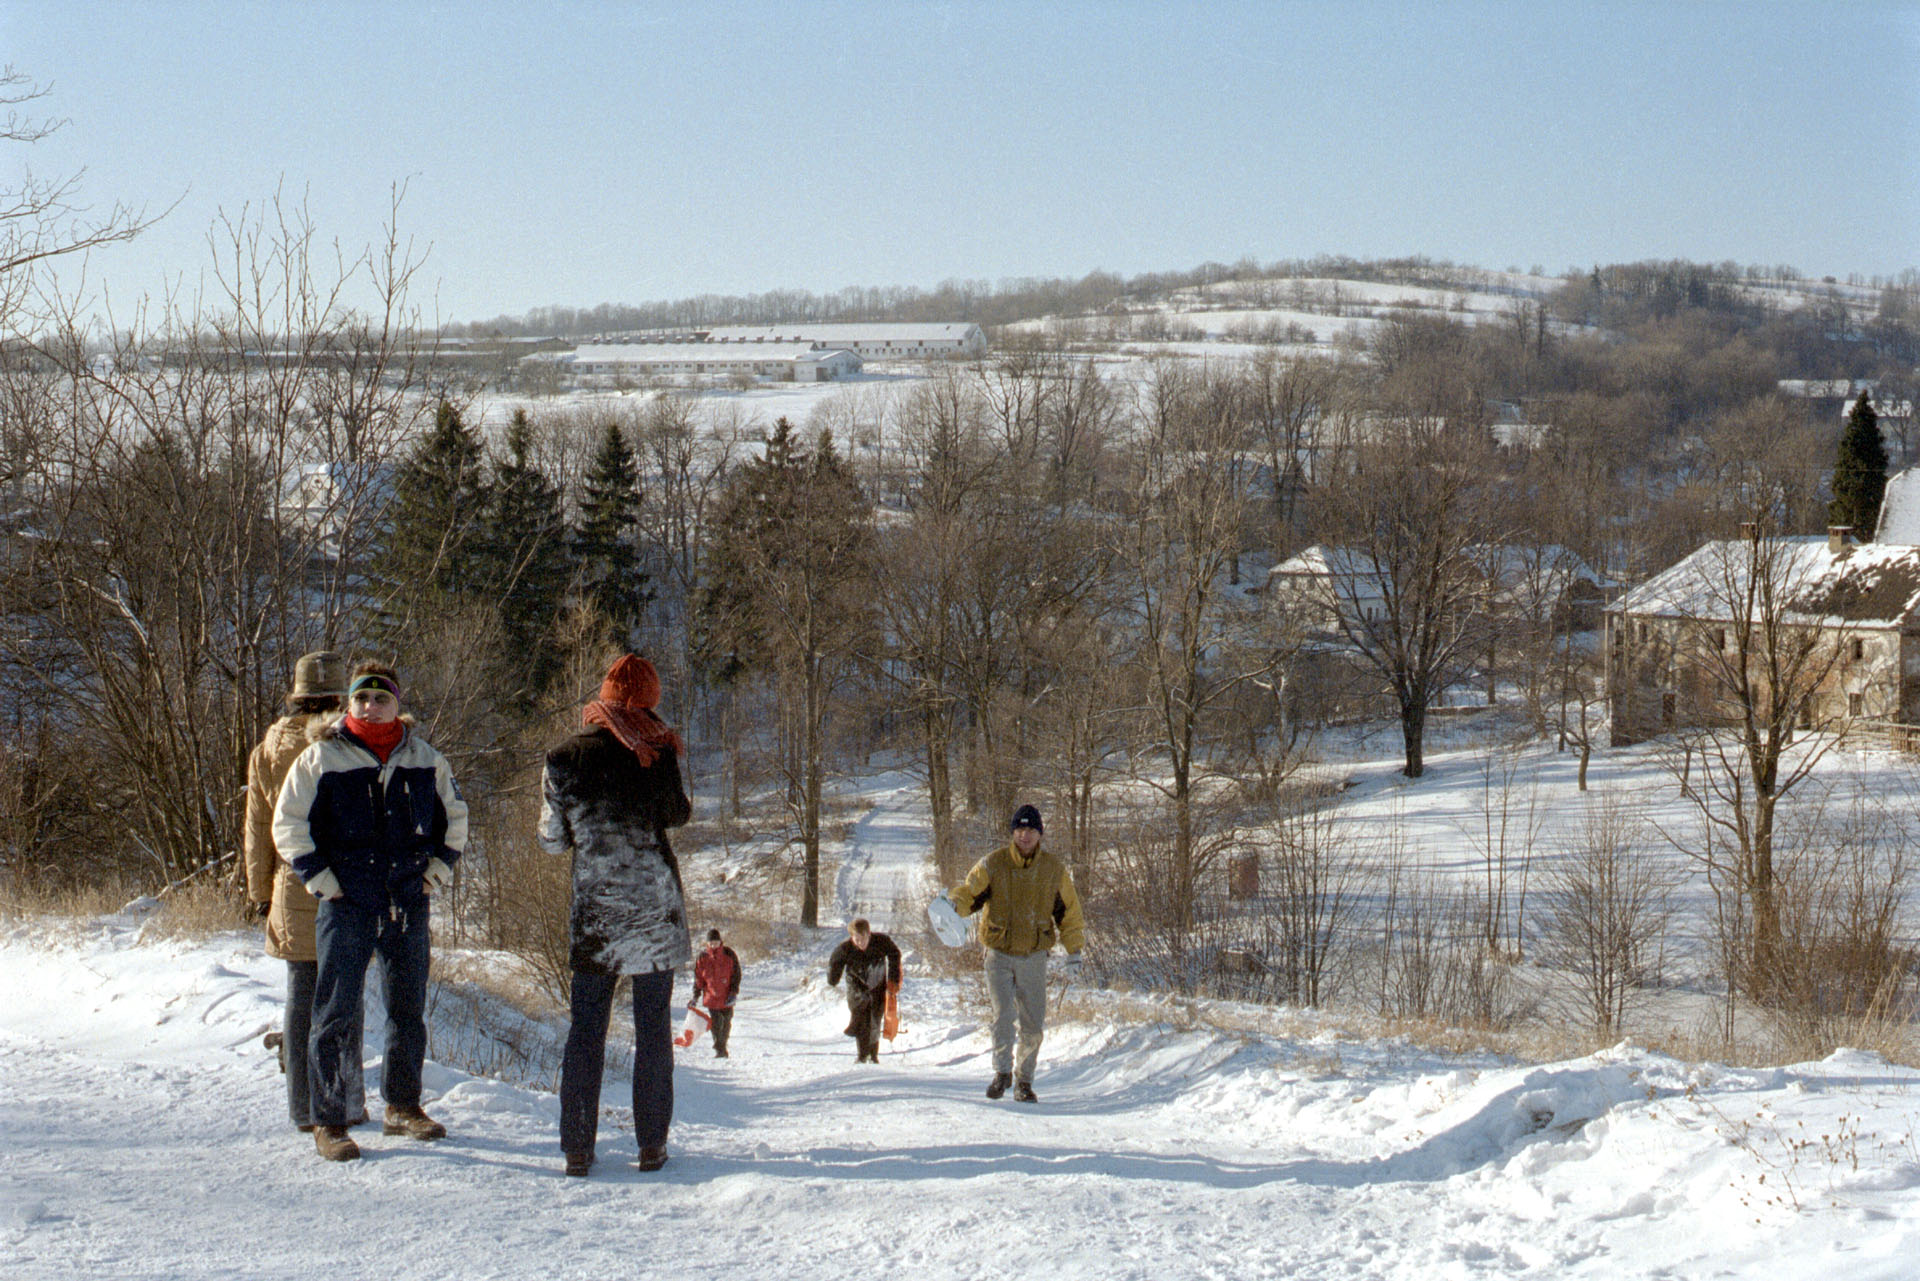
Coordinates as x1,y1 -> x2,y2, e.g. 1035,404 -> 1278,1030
272,660 -> 467,1162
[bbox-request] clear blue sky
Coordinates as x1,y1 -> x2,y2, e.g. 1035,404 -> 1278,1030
7,0 -> 1917,326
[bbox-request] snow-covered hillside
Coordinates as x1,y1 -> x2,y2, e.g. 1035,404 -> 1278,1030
6,773 -> 1920,1281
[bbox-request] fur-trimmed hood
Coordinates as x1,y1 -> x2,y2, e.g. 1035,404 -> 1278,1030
307,711 -> 419,743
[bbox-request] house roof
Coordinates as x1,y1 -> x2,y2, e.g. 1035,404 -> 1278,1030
526,342 -> 832,365
702,323 -> 980,344
1878,468 -> 1920,545
1613,537 -> 1920,628
1270,542 -> 1608,591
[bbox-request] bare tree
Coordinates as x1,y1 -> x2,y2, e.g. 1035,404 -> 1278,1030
1309,417 -> 1503,777
1113,361 -> 1278,934
1642,522 -> 1857,994
1,66 -> 156,327
5,193 -> 429,882
697,420 -> 873,926
1537,800 -> 1673,1039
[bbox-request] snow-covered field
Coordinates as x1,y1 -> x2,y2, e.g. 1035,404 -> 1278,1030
6,768 -> 1920,1279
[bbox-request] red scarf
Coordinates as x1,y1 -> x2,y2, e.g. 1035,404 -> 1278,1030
343,714 -> 405,763
583,700 -> 683,768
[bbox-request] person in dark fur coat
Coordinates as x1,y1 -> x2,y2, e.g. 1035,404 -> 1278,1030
538,654 -> 692,1177
827,918 -> 902,1063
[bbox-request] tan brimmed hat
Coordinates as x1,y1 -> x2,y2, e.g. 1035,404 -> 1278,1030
290,650 -> 348,699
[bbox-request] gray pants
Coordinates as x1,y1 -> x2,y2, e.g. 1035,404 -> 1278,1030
985,948 -> 1048,1083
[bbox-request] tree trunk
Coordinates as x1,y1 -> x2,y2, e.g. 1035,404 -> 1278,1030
1400,700 -> 1427,778
800,654 -> 823,929
923,701 -> 956,879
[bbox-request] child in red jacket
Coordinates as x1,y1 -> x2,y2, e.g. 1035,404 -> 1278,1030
693,930 -> 741,1057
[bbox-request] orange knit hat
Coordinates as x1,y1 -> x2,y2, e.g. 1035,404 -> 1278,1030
598,655 -> 661,710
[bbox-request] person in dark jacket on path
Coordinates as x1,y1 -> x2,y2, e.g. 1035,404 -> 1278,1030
539,655 -> 692,1177
693,929 -> 742,1057
826,918 -> 902,1063
243,650 -> 367,1136
273,661 -> 467,1161
939,803 -> 1085,1102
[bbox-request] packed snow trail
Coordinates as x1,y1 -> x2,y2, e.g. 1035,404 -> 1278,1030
5,787 -> 1920,1279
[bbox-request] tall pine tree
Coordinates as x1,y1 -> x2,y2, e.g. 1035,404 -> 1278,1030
572,420 -> 651,640
1830,392 -> 1887,538
372,400 -> 493,636
695,417 -> 874,926
488,408 -> 574,696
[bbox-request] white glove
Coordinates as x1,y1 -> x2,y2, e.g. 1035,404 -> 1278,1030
306,868 -> 344,901
423,857 -> 453,893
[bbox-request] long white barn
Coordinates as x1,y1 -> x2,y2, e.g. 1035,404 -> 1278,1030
525,342 -> 862,385
700,322 -> 986,359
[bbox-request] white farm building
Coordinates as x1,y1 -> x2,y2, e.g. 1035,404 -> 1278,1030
524,342 -> 862,386
700,323 -> 986,359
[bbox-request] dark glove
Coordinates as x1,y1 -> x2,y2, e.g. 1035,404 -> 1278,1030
250,900 -> 272,920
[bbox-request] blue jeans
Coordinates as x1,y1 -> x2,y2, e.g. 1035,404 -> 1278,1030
285,960 -> 365,1127
311,897 -> 430,1127
561,969 -> 674,1155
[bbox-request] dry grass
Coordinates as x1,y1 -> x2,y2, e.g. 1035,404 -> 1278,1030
136,881 -> 255,942
0,874 -> 259,945
0,874 -> 147,922
1043,975 -> 1920,1071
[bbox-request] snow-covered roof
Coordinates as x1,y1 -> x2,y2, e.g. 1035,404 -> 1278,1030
1778,378 -> 1873,398
1269,544 -> 1383,583
1613,536 -> 1920,628
1270,542 -> 1608,592
1844,395 -> 1915,420
528,342 -> 834,365
1879,468 -> 1920,545
702,323 -> 980,343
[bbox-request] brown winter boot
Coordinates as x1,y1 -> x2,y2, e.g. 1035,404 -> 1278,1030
565,1151 -> 594,1177
383,1104 -> 446,1141
637,1145 -> 669,1172
313,1126 -> 361,1162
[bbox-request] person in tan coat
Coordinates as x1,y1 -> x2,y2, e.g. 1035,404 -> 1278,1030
243,650 -> 365,1133
939,803 -> 1085,1102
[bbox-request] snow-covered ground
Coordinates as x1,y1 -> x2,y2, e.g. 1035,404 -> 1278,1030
6,763 -> 1920,1280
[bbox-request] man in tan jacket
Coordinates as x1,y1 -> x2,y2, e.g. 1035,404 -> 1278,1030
941,804 -> 1084,1102
243,650 -> 365,1134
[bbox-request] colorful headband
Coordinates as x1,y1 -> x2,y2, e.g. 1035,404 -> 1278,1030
348,673 -> 402,700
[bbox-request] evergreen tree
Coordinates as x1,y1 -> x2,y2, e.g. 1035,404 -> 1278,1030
488,408 -> 574,694
695,417 -> 874,926
1829,392 -> 1887,538
572,420 -> 651,639
373,400 -> 493,625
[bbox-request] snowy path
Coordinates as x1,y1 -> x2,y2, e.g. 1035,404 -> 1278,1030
829,772 -> 940,935
5,786 -> 1920,1279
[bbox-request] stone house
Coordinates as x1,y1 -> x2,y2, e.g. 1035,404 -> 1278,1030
1605,524 -> 1920,746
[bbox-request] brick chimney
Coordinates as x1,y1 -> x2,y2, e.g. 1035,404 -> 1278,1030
1829,525 -> 1854,554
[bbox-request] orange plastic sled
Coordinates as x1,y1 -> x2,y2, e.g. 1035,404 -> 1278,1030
882,980 -> 902,1041
673,1001 -> 710,1048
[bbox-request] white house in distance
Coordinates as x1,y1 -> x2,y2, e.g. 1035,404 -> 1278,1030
523,342 -> 862,387
1267,542 -> 1610,636
700,323 -> 987,359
